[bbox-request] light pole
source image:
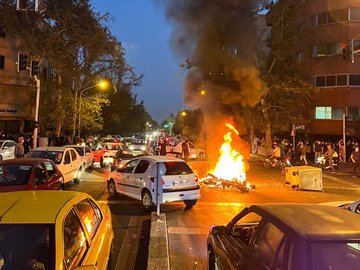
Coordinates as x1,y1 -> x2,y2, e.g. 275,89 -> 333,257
78,80 -> 108,137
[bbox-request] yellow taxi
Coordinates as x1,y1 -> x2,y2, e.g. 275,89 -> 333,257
0,190 -> 114,269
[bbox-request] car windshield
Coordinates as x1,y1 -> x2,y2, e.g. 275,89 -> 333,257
0,224 -> 55,269
0,164 -> 32,186
163,161 -> 193,175
26,151 -> 63,164
105,144 -> 122,150
73,147 -> 84,156
310,241 -> 360,270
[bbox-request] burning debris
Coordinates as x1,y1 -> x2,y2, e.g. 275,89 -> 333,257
200,122 -> 255,193
201,174 -> 255,193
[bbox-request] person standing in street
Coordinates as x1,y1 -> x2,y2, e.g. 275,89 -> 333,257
182,140 -> 190,162
351,146 -> 360,177
324,144 -> 335,170
159,138 -> 167,156
14,137 -> 25,158
23,136 -> 32,154
252,136 -> 260,154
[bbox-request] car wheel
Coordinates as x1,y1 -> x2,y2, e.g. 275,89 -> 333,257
108,180 -> 118,197
100,157 -> 105,168
142,190 -> 154,212
207,247 -> 219,270
184,199 -> 197,208
74,167 -> 82,183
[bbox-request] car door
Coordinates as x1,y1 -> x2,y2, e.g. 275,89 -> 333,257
70,149 -> 80,178
115,159 -> 139,197
188,142 -> 197,158
61,150 -> 73,183
34,163 -> 49,190
129,159 -> 151,200
72,199 -> 107,268
43,161 -> 62,190
216,211 -> 263,270
85,146 -> 93,168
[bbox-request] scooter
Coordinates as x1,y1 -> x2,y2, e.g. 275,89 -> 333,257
316,154 -> 338,169
264,156 -> 292,169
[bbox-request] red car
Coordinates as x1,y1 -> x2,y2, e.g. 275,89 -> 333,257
0,158 -> 64,192
92,142 -> 126,167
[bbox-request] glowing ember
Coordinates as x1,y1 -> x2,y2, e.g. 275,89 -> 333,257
210,123 -> 247,184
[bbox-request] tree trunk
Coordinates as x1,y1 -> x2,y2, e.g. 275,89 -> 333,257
55,74 -> 63,137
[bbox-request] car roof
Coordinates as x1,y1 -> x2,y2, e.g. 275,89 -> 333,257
31,147 -> 70,151
0,158 -> 47,165
0,140 -> 14,143
251,204 -> 360,241
64,145 -> 84,148
0,191 -> 88,224
140,156 -> 185,163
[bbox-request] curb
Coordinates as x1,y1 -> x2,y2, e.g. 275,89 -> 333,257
147,212 -> 170,270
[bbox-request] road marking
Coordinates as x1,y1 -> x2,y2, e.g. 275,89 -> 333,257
168,226 -> 208,235
97,200 -> 140,205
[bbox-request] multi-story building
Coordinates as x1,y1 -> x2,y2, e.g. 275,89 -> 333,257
267,0 -> 360,136
0,28 -> 34,134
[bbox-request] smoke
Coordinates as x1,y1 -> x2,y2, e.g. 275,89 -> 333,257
154,0 -> 268,159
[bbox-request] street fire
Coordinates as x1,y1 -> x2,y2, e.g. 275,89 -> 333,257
202,122 -> 254,192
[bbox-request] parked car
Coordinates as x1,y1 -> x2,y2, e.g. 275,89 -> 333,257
0,190 -> 114,269
0,140 -> 16,161
25,147 -> 83,184
64,144 -> 94,171
0,158 -> 64,192
107,156 -> 200,211
92,142 -> 125,167
110,148 -> 149,171
207,204 -> 360,270
166,140 -> 206,160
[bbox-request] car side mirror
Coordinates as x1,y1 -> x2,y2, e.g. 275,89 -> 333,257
210,225 -> 226,236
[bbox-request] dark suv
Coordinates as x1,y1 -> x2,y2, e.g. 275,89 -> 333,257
207,204 -> 360,270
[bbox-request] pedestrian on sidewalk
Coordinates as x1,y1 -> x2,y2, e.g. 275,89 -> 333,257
14,137 -> 25,158
351,146 -> 360,177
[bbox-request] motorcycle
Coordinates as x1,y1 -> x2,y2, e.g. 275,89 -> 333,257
264,156 -> 292,169
316,153 -> 338,169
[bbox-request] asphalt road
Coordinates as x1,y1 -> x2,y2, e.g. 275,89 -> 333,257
66,157 -> 360,270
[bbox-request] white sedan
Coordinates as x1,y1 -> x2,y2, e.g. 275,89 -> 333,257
26,147 -> 83,184
64,144 -> 94,171
0,140 -> 16,160
107,156 -> 201,211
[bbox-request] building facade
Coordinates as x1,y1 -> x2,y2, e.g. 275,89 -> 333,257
268,0 -> 360,135
0,29 -> 34,134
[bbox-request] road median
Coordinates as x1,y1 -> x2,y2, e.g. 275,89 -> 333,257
147,212 -> 170,270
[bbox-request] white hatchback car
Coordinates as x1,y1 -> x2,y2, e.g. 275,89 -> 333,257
64,144 -> 94,171
26,147 -> 83,184
107,156 -> 200,211
0,140 -> 16,160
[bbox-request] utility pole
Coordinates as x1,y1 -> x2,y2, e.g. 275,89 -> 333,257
343,112 -> 347,162
33,75 -> 40,149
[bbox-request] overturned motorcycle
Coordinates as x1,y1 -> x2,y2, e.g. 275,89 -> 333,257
264,156 -> 292,169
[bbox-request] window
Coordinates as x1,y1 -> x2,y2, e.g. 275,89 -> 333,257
35,164 -> 47,185
327,11 -> 337,23
75,199 -> 102,240
230,212 -> 262,246
134,160 -> 150,174
349,75 -> 360,86
316,76 -> 326,87
251,222 -> 285,269
70,149 -> 77,161
297,52 -> 304,63
163,161 -> 193,175
337,75 -> 347,86
316,107 -> 332,119
85,147 -> 91,154
317,12 -> 327,25
0,55 -> 4,70
313,43 -> 339,57
44,161 -> 56,176
122,160 -> 139,173
63,209 -> 89,268
4,142 -> 15,148
332,107 -> 345,119
350,8 -> 360,20
64,151 -> 71,164
338,9 -> 349,21
326,75 -> 336,86
74,147 -> 84,156
26,151 -> 63,164
315,74 -> 349,87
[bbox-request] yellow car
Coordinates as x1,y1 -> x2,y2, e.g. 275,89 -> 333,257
0,190 -> 114,270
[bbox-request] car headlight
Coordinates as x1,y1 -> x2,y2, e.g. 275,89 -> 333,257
129,146 -> 134,150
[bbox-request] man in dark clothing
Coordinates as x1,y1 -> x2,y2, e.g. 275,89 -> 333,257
14,137 -> 25,158
182,140 -> 190,162
351,146 -> 360,176
23,136 -> 31,154
159,139 -> 167,156
313,140 -> 322,163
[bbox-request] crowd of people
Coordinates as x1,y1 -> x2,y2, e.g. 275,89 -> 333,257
252,135 -> 360,174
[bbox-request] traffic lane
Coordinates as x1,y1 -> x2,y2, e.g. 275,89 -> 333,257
65,169 -> 151,270
165,161 -> 360,270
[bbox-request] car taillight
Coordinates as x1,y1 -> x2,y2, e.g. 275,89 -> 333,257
162,179 -> 165,185
194,175 -> 199,183
170,147 -> 173,152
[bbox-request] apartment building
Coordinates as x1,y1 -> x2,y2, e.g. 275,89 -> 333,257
0,28 -> 34,134
268,0 -> 360,135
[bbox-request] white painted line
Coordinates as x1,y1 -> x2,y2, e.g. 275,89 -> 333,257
168,226 -> 208,235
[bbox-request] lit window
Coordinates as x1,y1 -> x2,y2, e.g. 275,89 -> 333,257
315,107 -> 332,119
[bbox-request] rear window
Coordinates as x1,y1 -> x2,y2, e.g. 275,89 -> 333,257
310,242 -> 360,269
105,144 -> 122,150
0,164 -> 32,186
0,224 -> 55,269
163,162 -> 193,175
26,151 -> 63,164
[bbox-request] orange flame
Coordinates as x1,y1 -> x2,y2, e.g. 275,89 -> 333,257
210,123 -> 247,183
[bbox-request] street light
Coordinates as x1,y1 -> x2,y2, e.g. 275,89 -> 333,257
181,111 -> 187,117
78,80 -> 108,137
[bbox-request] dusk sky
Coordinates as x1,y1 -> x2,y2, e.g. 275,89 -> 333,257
91,0 -> 185,123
